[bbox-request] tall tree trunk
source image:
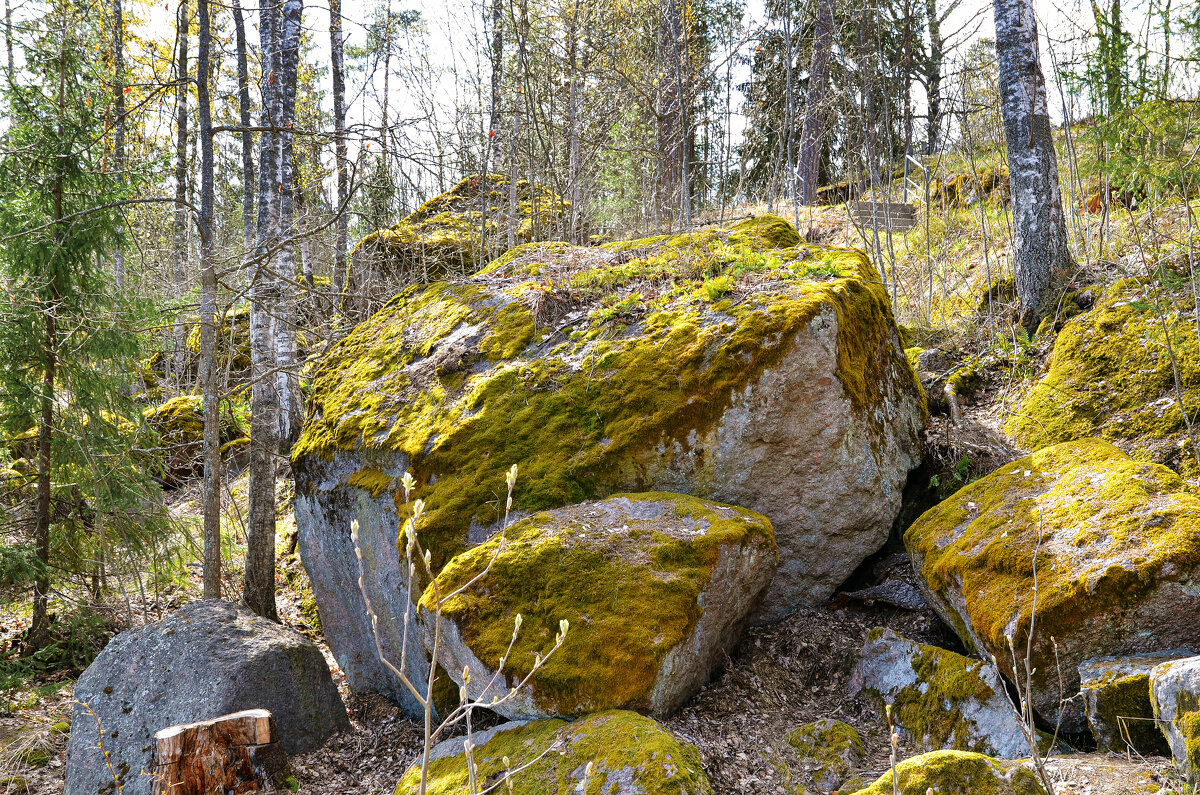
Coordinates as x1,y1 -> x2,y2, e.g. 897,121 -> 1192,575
330,0 -> 349,300
798,0 -> 834,204
566,0 -> 581,239
111,0 -> 125,288
171,0 -> 190,382
197,0 -> 220,600
232,0 -> 254,251
783,1 -> 797,221
4,0 -> 11,76
993,0 -> 1075,331
924,0 -> 944,154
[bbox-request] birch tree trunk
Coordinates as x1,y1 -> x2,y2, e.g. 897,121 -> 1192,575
330,0 -> 349,301
798,0 -> 834,205
111,0 -> 125,288
993,0 -> 1075,331
171,0 -> 189,381
196,0 -> 220,600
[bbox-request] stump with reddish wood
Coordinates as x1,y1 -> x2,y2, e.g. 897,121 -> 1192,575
152,709 -> 290,795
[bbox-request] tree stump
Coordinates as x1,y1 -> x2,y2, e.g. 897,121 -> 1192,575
153,709 -> 290,794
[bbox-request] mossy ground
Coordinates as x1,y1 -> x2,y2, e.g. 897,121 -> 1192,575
904,438 -> 1200,717
848,750 -> 1046,795
785,718 -> 864,789
393,710 -> 712,795
295,214 -> 918,569
423,493 -> 773,715
1006,279 -> 1200,475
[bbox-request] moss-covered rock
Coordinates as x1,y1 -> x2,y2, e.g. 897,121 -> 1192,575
142,395 -> 247,486
850,628 -> 1027,758
348,174 -> 568,320
1006,280 -> 1200,474
905,438 -> 1200,734
294,214 -> 924,715
786,719 -> 865,791
423,493 -> 775,719
393,710 -> 713,795
184,305 -> 252,377
847,750 -> 1047,795
1150,655 -> 1200,782
1080,651 -> 1188,755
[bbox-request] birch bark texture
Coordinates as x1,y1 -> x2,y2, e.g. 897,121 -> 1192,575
992,0 -> 1075,331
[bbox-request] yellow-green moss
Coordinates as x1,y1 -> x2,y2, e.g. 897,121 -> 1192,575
905,438 -> 1200,716
347,468 -> 393,498
1081,669 -> 1167,754
295,215 -> 919,568
142,395 -> 204,444
422,493 -> 773,715
848,750 -> 1045,795
184,305 -> 252,371
786,719 -> 864,789
1006,279 -> 1200,474
394,710 -> 712,795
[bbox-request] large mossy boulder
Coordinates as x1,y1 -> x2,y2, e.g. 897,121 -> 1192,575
348,174 -> 568,320
1079,651 -> 1188,755
849,628 -> 1027,758
65,601 -> 347,795
424,493 -> 775,719
848,750 -> 1047,795
393,710 -> 713,795
142,395 -> 246,486
1150,655 -> 1200,782
905,438 -> 1200,734
293,214 -> 924,713
1006,279 -> 1200,474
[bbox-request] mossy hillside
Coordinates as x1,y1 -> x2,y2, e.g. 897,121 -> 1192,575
295,214 -> 919,568
423,493 -> 774,716
393,711 -> 713,795
905,438 -> 1200,726
848,750 -> 1047,795
786,719 -> 865,790
1006,279 -> 1200,474
858,628 -> 1017,757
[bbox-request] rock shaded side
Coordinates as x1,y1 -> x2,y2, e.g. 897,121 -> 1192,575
65,601 -> 347,795
1079,651 -> 1189,755
424,493 -> 775,719
849,628 -> 1027,758
1150,655 -> 1200,782
1006,279 -> 1200,474
848,750 -> 1047,795
905,438 -> 1200,734
785,719 -> 866,791
293,214 -> 924,710
393,710 -> 713,795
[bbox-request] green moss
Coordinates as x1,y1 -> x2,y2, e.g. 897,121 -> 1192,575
422,492 -> 773,715
16,748 -> 50,769
848,750 -> 1045,795
49,721 -> 70,735
184,305 -> 252,371
786,719 -> 864,789
295,215 -> 920,568
347,468 -> 394,498
904,438 -> 1200,717
1006,279 -> 1200,474
394,710 -> 713,795
1081,669 -> 1167,754
143,395 -> 204,444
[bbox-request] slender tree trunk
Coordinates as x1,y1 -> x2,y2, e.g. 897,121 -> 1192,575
657,0 -> 684,225
924,0 -> 943,154
798,0 -> 834,204
566,0 -> 581,239
172,0 -> 190,381
232,0 -> 254,251
993,0 -> 1076,331
4,0 -> 11,76
783,1 -> 797,221
196,0 -> 220,600
111,0 -> 126,288
330,0 -> 349,300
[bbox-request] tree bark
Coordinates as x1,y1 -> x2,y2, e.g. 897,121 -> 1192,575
330,0 -> 349,300
924,0 -> 944,154
993,0 -> 1075,331
232,0 -> 254,252
112,0 -> 126,288
197,0 -> 221,600
171,0 -> 189,381
798,0 -> 834,204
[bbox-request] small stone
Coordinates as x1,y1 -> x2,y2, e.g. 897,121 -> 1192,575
785,719 -> 865,791
1079,651 -> 1190,755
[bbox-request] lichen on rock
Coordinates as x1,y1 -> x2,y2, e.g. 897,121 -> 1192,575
849,627 -> 1028,758
1079,651 -> 1189,755
905,438 -> 1200,733
393,710 -> 713,795
847,750 -> 1047,795
785,718 -> 865,791
423,492 -> 775,719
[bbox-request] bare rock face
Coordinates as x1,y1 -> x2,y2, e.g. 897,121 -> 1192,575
293,215 -> 924,714
422,493 -> 776,720
1079,651 -> 1190,755
65,601 -> 347,795
850,628 -> 1028,759
1150,655 -> 1200,782
905,438 -> 1200,734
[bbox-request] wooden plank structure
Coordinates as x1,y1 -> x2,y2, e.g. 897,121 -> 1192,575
846,200 -> 919,233
153,709 -> 289,795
